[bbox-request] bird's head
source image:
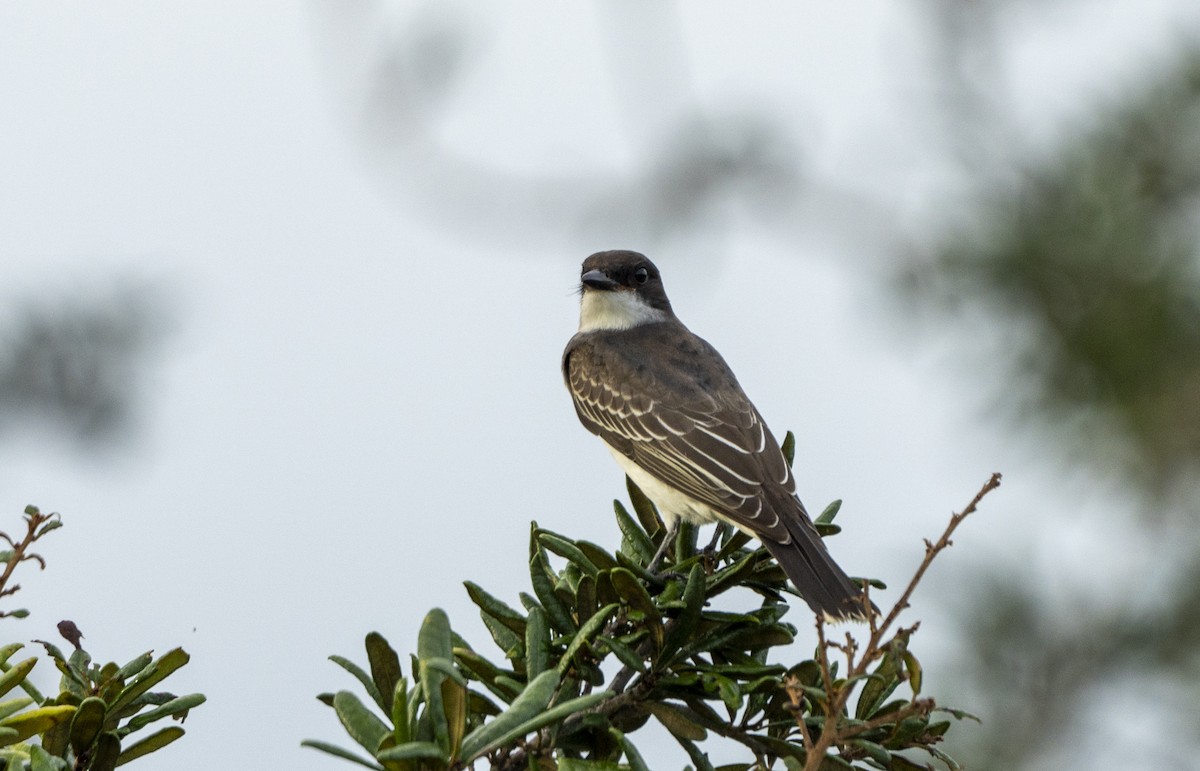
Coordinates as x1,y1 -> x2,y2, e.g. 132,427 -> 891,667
577,250 -> 674,332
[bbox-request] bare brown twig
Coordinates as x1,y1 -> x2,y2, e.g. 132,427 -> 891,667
0,506 -> 59,619
798,472 -> 1002,771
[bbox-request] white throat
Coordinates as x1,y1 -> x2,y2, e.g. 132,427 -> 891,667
578,289 -> 667,332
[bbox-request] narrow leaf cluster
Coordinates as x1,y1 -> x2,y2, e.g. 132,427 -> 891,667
0,507 -> 205,770
307,437 -> 993,770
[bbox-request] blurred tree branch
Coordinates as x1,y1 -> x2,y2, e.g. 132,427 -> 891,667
901,20 -> 1200,770
0,284 -> 164,445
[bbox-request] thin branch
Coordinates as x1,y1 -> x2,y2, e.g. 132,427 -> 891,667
0,508 -> 57,617
798,473 -> 1002,771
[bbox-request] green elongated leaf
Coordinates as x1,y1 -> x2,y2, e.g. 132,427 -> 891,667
517,592 -> 539,615
594,635 -> 644,673
442,676 -> 468,760
302,739 -> 385,769
0,645 -> 24,669
538,531 -> 600,578
417,609 -> 452,667
813,752 -> 854,770
609,728 -> 651,771
726,624 -> 794,650
39,696 -> 72,756
452,648 -> 513,691
375,740 -> 448,762
648,702 -> 706,741
28,744 -> 63,771
890,716 -> 929,745
625,477 -> 664,538
558,603 -> 619,675
466,690 -> 501,718
418,667 -> 449,755
612,551 -> 663,586
114,651 -> 153,682
781,431 -> 796,466
90,731 -> 121,771
463,583 -> 526,636
595,568 -> 621,608
35,640 -> 68,665
703,662 -> 787,679
674,522 -> 699,564
114,726 -> 183,766
330,656 -> 385,712
69,696 -> 106,754
107,648 -> 189,717
902,650 -> 923,695
925,720 -> 952,738
714,529 -> 754,561
67,643 -> 91,686
608,569 -> 661,647
529,542 -> 576,634
118,693 -> 205,736
700,552 -> 758,595
815,500 -> 842,525
661,565 -> 706,663
460,677 -> 608,762
575,541 -> 619,571
674,735 -> 715,771
813,522 -> 842,537
575,573 -> 597,620
390,679 -> 409,745
936,706 -> 982,723
458,669 -> 558,760
366,633 -> 403,715
480,614 -> 522,658
0,725 -> 20,747
0,658 -> 36,700
422,657 -> 467,687
333,691 -> 390,755
0,697 -> 31,722
856,653 -> 902,721
525,607 -> 550,680
710,674 -> 742,713
848,739 -> 890,765
613,501 -> 655,563
416,610 -> 455,754
0,704 -> 75,743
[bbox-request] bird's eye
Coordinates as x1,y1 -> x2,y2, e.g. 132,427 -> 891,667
634,266 -> 649,284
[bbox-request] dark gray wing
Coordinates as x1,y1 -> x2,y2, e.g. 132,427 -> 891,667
563,323 -> 872,621
562,324 -> 796,538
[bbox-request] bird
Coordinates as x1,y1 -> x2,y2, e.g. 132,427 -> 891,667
562,249 -> 871,621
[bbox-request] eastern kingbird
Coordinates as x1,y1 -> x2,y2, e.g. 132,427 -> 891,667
563,249 -> 870,621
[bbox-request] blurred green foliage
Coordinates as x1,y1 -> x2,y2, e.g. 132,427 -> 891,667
909,53 -> 1200,494
0,286 -> 163,445
905,43 -> 1200,771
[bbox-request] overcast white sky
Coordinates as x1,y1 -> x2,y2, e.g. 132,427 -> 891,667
2,3 -> 1198,769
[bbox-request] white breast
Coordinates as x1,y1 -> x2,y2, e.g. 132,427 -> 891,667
605,444 -> 729,529
579,290 -> 667,332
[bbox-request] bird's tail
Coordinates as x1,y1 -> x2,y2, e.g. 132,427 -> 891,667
761,514 -> 876,623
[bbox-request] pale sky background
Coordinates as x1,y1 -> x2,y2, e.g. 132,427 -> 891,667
2,3 -> 1198,770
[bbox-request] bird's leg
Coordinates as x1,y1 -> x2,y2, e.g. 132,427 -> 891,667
700,523 -> 727,573
646,519 -> 680,574
703,523 -> 725,554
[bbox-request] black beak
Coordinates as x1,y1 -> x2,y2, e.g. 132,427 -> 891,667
581,269 -> 618,290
